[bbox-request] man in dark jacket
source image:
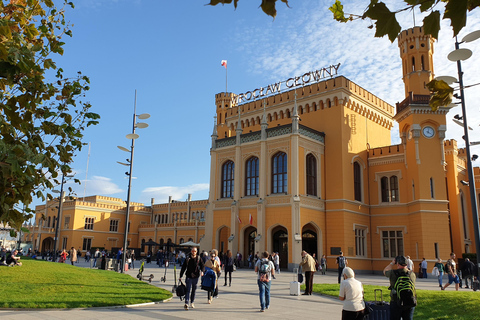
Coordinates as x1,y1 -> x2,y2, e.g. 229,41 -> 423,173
179,247 -> 204,310
461,258 -> 476,289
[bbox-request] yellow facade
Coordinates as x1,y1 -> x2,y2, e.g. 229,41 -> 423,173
24,27 -> 479,272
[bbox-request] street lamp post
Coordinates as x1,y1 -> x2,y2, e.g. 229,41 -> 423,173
441,30 -> 480,268
117,90 -> 150,273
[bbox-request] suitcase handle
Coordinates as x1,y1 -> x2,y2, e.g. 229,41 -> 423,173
374,289 -> 384,305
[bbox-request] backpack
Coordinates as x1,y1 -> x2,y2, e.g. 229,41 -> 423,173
259,260 -> 271,282
392,270 -> 417,309
338,256 -> 346,268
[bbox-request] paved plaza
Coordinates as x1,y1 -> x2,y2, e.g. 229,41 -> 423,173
0,259 -> 454,319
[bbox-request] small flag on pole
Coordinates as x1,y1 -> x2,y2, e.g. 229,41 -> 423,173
237,215 -> 242,224
249,214 -> 253,225
221,60 -> 227,68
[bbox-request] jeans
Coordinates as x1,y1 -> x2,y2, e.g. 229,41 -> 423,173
422,268 -> 427,279
464,274 -> 473,288
390,302 -> 415,320
93,258 -> 97,268
338,267 -> 345,283
437,271 -> 443,287
185,277 -> 199,304
257,279 -> 271,310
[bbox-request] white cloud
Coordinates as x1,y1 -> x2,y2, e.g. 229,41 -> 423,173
67,176 -> 123,197
142,184 -> 210,204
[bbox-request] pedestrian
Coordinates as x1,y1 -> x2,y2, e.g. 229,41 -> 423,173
406,255 -> 414,272
77,247 -> 81,263
383,255 -> 417,320
255,251 -> 275,312
421,258 -> 427,279
236,251 -> 242,268
70,247 -> 77,266
85,250 -> 91,262
443,252 -> 460,291
320,254 -> 327,275
460,258 -> 475,289
223,249 -> 234,287
179,247 -> 204,310
204,250 -> 221,304
274,252 -> 280,274
433,258 -> 445,289
339,267 -> 365,320
299,250 -> 316,295
59,249 -> 68,263
129,249 -> 135,269
93,248 -> 100,268
336,251 -> 348,283
116,247 -> 123,272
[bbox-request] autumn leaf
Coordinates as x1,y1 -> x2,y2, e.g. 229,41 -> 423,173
426,79 -> 454,111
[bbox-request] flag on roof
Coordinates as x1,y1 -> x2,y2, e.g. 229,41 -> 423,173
221,60 -> 227,68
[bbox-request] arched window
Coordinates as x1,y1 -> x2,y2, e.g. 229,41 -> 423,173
179,238 -> 184,244
245,157 -> 259,196
272,152 -> 288,194
461,192 -> 469,239
381,175 -> 399,202
354,162 -> 362,201
306,154 -> 317,196
221,160 -> 234,198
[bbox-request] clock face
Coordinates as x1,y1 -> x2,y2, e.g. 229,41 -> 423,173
422,126 -> 435,138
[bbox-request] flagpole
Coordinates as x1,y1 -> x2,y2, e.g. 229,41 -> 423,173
226,66 -> 228,93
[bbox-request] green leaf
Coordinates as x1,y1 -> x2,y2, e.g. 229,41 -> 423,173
364,2 -> 401,42
423,10 -> 441,39
329,0 -> 349,22
426,79 -> 454,111
444,0 -> 468,36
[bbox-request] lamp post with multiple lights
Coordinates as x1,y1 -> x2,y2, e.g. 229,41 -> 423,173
117,91 -> 150,273
437,30 -> 480,268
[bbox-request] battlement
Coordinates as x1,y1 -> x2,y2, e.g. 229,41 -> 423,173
368,144 -> 403,157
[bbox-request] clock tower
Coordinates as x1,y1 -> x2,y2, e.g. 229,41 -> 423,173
393,27 -> 451,259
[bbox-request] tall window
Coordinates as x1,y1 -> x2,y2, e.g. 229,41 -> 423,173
355,227 -> 366,256
272,152 -> 287,194
221,160 -> 234,198
460,192 -> 469,239
382,230 -> 404,258
245,157 -> 259,196
306,154 -> 317,196
381,175 -> 399,202
62,237 -> 68,250
353,162 -> 362,201
430,177 -> 435,199
82,238 -> 92,251
84,217 -> 94,230
109,219 -> 119,232
64,216 -> 70,229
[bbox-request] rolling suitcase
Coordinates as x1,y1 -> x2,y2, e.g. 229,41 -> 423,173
365,289 -> 390,320
290,268 -> 300,295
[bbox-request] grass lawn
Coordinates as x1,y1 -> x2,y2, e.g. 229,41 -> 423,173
1,258 -> 172,308
306,283 -> 480,320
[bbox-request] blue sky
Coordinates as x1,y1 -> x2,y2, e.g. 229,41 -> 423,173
43,0 -> 480,208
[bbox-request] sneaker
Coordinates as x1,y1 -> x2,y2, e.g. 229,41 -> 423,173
184,304 -> 189,310
441,287 -> 445,290
208,298 -> 212,304
266,306 -> 269,310
190,303 -> 195,309
260,309 -> 265,312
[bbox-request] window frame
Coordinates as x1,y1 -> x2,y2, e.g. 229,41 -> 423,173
376,171 -> 401,204
353,161 -> 362,202
245,156 -> 259,196
381,230 -> 404,258
84,217 -> 95,230
354,225 -> 367,257
306,153 -> 317,196
271,152 -> 288,194
221,160 -> 235,198
109,219 -> 119,232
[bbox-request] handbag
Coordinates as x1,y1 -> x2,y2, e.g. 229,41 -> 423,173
176,280 -> 186,300
233,264 -> 236,271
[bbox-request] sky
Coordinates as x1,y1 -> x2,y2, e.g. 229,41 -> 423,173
39,0 -> 480,208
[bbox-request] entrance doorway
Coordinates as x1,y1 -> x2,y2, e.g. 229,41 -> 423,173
41,237 -> 54,252
243,226 -> 257,267
272,226 -> 288,269
302,227 -> 318,258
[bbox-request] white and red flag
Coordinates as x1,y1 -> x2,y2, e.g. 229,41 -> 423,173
221,60 -> 227,68
237,215 -> 242,224
249,214 -> 253,225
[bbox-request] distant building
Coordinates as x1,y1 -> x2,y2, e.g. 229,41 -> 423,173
24,27 -> 479,272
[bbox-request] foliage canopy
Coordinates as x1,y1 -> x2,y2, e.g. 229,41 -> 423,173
0,0 -> 100,235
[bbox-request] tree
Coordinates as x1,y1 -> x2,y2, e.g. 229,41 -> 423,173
206,0 -> 290,18
0,0 -> 100,235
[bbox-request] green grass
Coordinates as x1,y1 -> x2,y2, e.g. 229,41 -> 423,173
1,258 -> 172,308
305,283 -> 480,320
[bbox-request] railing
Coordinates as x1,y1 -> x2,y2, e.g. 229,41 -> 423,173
396,92 -> 431,114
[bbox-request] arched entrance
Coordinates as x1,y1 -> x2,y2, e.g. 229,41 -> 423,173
243,226 -> 257,267
41,237 -> 54,252
302,225 -> 318,257
218,226 -> 230,254
272,226 -> 288,269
